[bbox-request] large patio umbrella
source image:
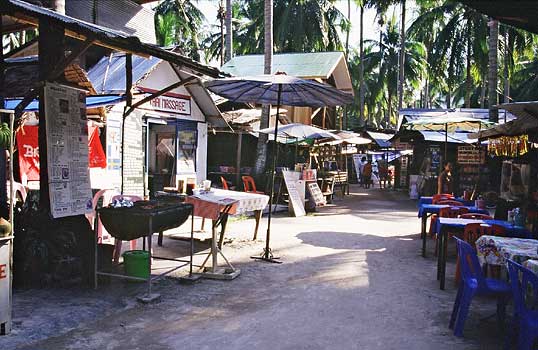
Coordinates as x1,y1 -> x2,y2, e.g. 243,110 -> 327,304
205,74 -> 353,263
403,116 -> 493,159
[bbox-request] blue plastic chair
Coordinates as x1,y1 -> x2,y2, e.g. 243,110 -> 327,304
449,238 -> 511,337
507,260 -> 538,349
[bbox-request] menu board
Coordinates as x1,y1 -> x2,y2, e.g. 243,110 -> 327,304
307,182 -> 326,207
282,170 -> 306,217
457,146 -> 485,164
45,83 -> 93,218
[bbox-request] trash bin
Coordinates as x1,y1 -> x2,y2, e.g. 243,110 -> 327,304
122,250 -> 149,281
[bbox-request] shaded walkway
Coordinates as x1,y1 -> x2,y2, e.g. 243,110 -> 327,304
3,186 -> 504,349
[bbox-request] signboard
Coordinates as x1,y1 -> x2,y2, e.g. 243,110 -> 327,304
44,83 -> 93,218
138,87 -> 191,115
282,170 -> 306,217
307,182 -> 326,207
457,146 -> 485,164
0,240 -> 11,334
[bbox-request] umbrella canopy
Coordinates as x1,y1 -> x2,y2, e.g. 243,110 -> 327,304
329,130 -> 372,145
403,115 -> 494,133
256,123 -> 337,140
205,74 -> 354,108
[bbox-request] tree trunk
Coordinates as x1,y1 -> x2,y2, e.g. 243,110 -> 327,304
487,18 -> 499,122
225,0 -> 233,62
254,0 -> 273,175
424,77 -> 429,109
465,34 -> 472,108
398,0 -> 406,111
446,90 -> 451,109
387,91 -> 392,128
503,30 -> 510,103
359,5 -> 365,125
345,0 -> 350,56
480,74 -> 486,109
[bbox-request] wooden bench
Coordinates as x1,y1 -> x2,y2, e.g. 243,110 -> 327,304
328,171 -> 349,197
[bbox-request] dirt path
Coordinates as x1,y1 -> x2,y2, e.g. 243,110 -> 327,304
5,187 -> 505,349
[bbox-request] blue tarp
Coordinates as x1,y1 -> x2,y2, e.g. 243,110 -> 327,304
3,95 -> 124,111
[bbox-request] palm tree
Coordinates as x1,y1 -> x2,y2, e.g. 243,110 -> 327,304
488,18 -> 499,122
154,0 -> 205,61
254,0 -> 273,174
356,16 -> 426,127
225,0 -> 233,62
409,2 -> 488,109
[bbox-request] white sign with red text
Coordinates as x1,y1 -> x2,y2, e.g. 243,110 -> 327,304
138,87 -> 191,116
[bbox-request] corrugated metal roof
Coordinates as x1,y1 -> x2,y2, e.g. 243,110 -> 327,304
88,53 -> 161,93
221,52 -> 345,79
397,108 -> 516,130
469,101 -> 538,139
66,0 -> 157,44
1,0 -> 225,78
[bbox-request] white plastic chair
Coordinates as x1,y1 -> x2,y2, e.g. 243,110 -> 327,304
7,181 -> 28,204
110,194 -> 143,263
86,189 -> 118,243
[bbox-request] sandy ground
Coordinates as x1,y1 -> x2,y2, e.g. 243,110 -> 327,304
1,186 -> 509,350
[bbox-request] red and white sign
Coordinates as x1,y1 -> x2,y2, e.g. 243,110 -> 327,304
16,124 -> 106,182
138,87 -> 191,115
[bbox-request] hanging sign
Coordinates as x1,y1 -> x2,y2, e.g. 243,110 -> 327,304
137,87 -> 191,115
44,83 -> 93,218
282,170 -> 306,217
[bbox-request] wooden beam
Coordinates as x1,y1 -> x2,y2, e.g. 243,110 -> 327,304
14,85 -> 41,119
124,76 -> 197,117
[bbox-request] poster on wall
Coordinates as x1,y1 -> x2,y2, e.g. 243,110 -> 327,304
500,160 -> 531,200
44,83 -> 93,218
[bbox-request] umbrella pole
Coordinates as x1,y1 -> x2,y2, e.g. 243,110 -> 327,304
252,84 -> 282,263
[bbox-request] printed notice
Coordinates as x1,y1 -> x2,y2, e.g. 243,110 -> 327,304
45,83 -> 93,218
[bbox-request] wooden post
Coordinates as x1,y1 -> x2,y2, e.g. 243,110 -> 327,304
235,132 -> 242,189
121,53 -> 132,194
0,16 -> 8,214
38,18 -> 65,211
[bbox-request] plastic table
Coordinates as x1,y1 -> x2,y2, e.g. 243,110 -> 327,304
435,218 -> 531,290
418,204 -> 489,258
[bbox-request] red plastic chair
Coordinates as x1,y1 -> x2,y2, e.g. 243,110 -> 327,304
455,223 -> 506,283
429,206 -> 469,236
111,194 -> 143,263
220,176 -> 229,190
242,176 -> 264,194
432,193 -> 454,204
433,206 -> 470,256
459,213 -> 493,220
